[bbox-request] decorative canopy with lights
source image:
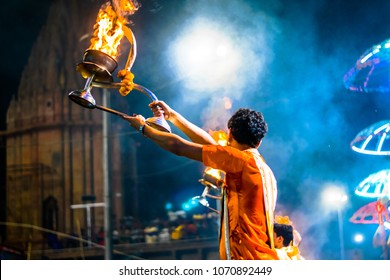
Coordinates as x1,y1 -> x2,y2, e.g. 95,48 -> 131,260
355,169 -> 390,198
350,120 -> 390,155
343,38 -> 390,93
349,201 -> 389,225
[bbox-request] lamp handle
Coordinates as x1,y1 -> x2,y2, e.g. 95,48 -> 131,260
92,81 -> 158,101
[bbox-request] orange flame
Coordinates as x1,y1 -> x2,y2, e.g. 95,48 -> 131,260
117,0 -> 140,14
89,4 -> 124,58
275,215 -> 292,225
209,129 -> 228,146
204,167 -> 224,181
89,1 -> 139,59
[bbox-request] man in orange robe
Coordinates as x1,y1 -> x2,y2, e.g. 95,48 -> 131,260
123,100 -> 278,260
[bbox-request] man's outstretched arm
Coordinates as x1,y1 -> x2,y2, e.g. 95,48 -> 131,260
149,101 -> 218,145
122,114 -> 204,162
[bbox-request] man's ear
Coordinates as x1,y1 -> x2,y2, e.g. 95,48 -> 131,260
227,129 -> 233,145
276,235 -> 284,244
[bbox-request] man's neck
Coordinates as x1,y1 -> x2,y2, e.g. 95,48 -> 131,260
230,141 -> 254,151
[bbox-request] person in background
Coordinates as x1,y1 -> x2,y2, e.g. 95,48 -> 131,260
273,223 -> 294,260
273,215 -> 304,260
121,95 -> 278,260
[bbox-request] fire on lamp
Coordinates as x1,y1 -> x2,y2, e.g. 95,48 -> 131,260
192,167 -> 225,214
68,1 -> 171,133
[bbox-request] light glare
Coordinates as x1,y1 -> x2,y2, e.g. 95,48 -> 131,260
353,233 -> 364,243
170,18 -> 242,92
322,185 -> 348,209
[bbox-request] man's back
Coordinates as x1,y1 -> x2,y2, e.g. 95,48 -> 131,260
203,145 -> 278,260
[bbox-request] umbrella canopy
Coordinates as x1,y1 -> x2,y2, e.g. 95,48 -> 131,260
343,38 -> 390,93
350,120 -> 390,155
349,201 -> 389,224
355,169 -> 390,198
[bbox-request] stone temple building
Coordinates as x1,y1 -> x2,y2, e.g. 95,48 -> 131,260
0,0 -> 139,251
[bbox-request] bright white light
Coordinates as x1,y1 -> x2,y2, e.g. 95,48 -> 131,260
361,135 -> 373,150
351,121 -> 390,156
351,145 -> 390,156
372,47 -> 381,54
360,52 -> 373,64
169,18 -> 243,92
360,46 -> 381,64
355,170 -> 390,198
353,233 -> 364,243
321,185 -> 348,210
216,44 -> 229,57
373,123 -> 389,134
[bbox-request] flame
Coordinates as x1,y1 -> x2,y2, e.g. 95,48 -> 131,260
209,129 -> 228,146
89,4 -> 124,58
275,215 -> 292,225
205,167 -> 224,181
117,0 -> 140,14
203,167 -> 226,189
88,1 -> 139,59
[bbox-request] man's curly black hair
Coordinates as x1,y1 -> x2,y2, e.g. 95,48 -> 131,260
227,108 -> 268,148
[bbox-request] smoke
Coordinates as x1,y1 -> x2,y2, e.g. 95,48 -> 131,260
163,0 -> 279,129
160,0 -> 343,258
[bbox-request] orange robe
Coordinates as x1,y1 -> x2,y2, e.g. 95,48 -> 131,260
202,145 -> 278,260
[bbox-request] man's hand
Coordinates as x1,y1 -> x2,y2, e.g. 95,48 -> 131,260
122,114 -> 146,131
149,100 -> 174,120
117,69 -> 135,96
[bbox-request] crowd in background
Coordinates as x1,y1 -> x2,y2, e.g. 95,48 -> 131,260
47,211 -> 220,249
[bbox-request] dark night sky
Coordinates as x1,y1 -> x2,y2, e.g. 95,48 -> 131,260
0,0 -> 54,130
1,0 -> 390,259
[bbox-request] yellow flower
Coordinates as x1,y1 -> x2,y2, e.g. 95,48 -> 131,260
117,69 -> 135,96
275,215 -> 291,225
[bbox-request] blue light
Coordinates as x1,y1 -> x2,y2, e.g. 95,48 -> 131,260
182,202 -> 191,211
190,199 -> 198,206
343,38 -> 390,93
165,202 -> 173,211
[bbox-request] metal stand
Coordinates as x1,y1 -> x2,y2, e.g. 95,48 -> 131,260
70,202 -> 105,247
